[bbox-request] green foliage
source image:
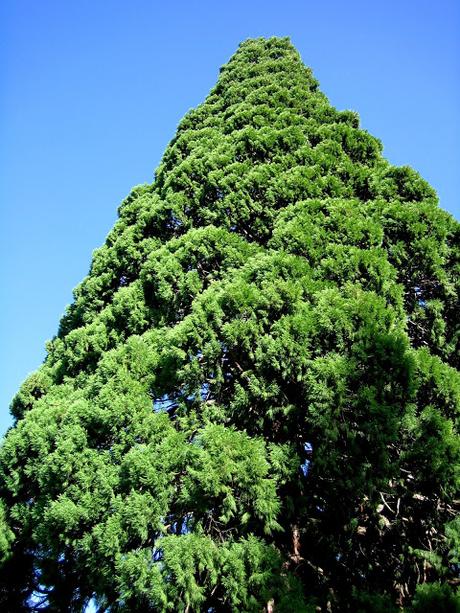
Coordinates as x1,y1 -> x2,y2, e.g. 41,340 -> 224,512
1,36 -> 459,611
0,501 -> 14,564
410,583 -> 460,613
351,589 -> 400,613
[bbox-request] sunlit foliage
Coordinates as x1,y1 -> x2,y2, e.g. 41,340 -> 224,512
1,37 -> 459,611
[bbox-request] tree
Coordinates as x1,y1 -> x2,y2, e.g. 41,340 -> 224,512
0,37 -> 459,612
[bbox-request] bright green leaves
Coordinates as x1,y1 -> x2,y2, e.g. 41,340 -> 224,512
401,350 -> 460,499
9,366 -> 52,421
371,164 -> 437,203
141,226 -> 259,325
0,501 -> 14,565
182,425 -> 281,533
271,194 -> 459,366
1,36 -> 459,611
273,197 -> 381,249
116,534 -> 303,612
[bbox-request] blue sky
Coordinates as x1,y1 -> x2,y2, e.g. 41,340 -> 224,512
1,0 -> 459,434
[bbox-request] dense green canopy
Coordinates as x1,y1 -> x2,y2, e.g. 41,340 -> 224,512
1,37 -> 459,612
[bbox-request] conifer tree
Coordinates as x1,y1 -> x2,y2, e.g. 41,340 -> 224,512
1,37 -> 459,611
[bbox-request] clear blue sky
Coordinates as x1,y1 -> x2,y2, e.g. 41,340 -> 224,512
1,0 -> 459,434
